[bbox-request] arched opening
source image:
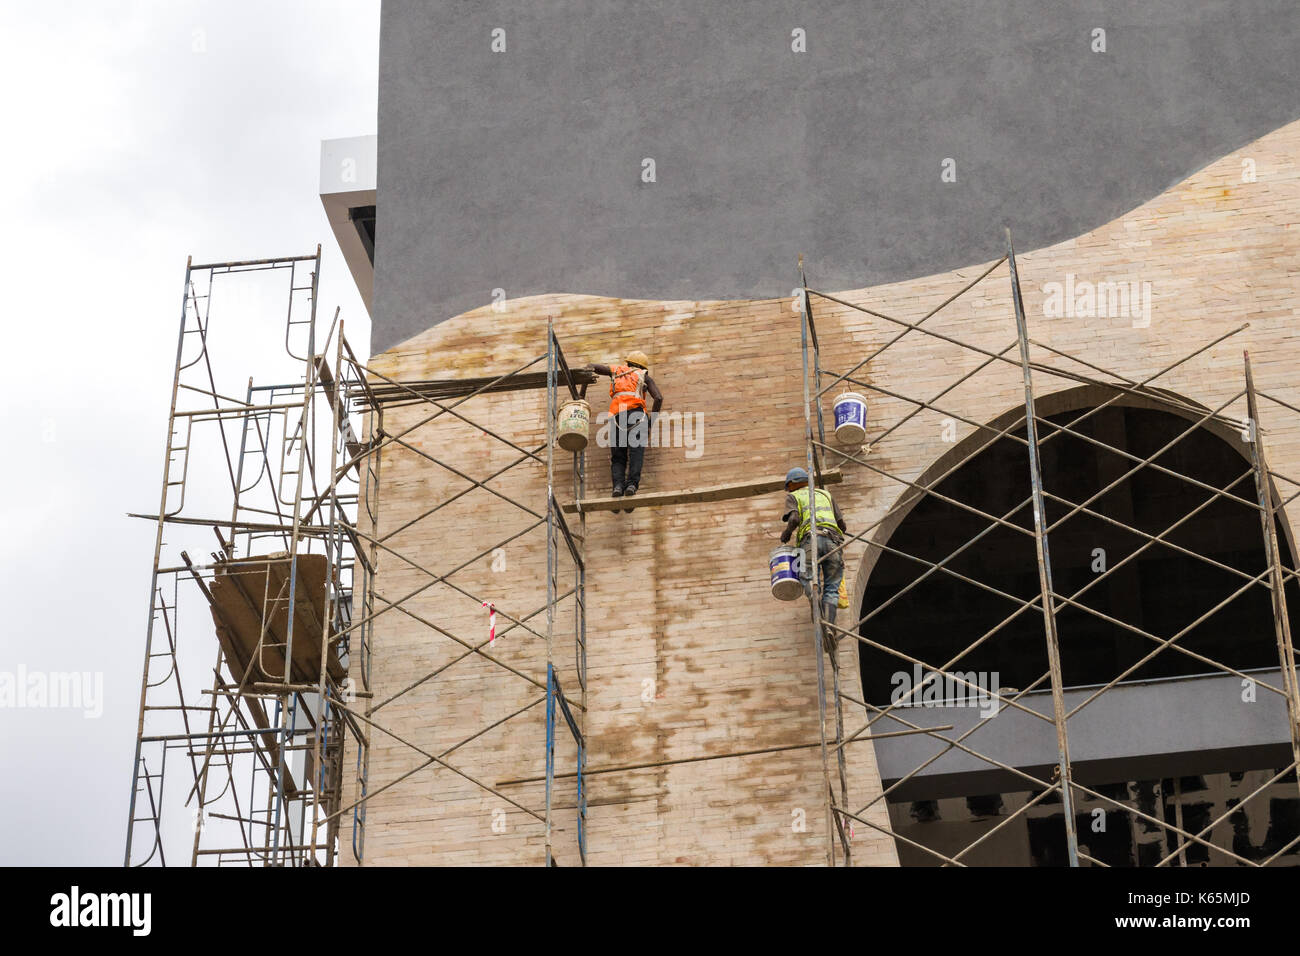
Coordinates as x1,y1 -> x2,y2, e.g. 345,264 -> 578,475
855,388 -> 1300,866
858,394 -> 1298,703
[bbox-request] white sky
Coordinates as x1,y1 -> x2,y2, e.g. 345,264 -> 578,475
0,0 -> 379,864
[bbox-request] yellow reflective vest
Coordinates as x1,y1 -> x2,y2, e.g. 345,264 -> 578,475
792,487 -> 839,541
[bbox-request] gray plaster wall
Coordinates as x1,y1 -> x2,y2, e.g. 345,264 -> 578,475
373,0 -> 1300,352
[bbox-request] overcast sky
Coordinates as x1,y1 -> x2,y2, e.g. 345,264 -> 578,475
0,1 -> 379,865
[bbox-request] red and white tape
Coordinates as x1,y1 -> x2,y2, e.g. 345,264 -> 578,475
483,601 -> 496,646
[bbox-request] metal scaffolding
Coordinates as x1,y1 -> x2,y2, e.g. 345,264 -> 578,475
126,254 -> 589,866
125,249 -> 382,866
337,319 -> 589,865
798,230 -> 1300,866
129,233 -> 1300,868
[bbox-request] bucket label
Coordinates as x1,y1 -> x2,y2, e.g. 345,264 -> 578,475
835,399 -> 865,426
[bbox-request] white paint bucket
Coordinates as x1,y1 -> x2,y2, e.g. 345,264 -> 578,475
556,399 -> 591,452
769,546 -> 804,601
833,391 -> 868,444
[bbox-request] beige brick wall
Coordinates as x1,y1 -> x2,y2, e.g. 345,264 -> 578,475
343,117 -> 1300,865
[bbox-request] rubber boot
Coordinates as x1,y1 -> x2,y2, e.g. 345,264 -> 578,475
821,602 -> 839,655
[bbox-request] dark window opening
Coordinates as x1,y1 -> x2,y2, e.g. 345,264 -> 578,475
858,404 -> 1299,704
886,768 -> 1300,867
348,204 -> 375,264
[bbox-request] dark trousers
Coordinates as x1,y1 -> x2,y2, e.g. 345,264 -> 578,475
610,408 -> 648,490
800,533 -> 845,625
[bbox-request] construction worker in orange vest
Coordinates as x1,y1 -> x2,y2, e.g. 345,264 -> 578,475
591,350 -> 663,509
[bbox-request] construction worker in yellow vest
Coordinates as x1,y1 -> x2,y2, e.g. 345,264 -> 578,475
591,351 -> 663,509
780,467 -> 847,626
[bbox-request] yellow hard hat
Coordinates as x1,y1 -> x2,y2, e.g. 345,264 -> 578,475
626,350 -> 650,370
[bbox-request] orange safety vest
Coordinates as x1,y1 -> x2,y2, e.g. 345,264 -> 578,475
608,365 -> 647,415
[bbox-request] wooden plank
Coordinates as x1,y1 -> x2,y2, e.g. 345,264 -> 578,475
314,355 -> 363,479
355,367 -> 598,407
562,469 -> 843,513
206,553 -> 345,687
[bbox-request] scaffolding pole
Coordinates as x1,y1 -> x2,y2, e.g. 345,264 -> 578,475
1244,352 -> 1300,798
800,257 -> 852,866
1005,230 -> 1079,866
799,258 -> 839,866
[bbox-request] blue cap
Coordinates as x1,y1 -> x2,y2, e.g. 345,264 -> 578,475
785,467 -> 809,485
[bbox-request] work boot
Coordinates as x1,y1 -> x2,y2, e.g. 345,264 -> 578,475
611,484 -> 624,514
821,603 -> 839,652
821,626 -> 838,656
622,484 -> 637,513
822,602 -> 838,627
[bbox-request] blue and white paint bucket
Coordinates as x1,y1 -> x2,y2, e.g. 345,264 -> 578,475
832,391 -> 868,445
769,546 -> 804,601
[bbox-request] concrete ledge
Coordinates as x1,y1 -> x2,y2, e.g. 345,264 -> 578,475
871,668 -> 1292,801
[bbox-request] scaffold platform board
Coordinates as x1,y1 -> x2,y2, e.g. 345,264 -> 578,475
206,553 -> 345,688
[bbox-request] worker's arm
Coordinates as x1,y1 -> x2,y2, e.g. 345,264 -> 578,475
780,493 -> 798,544
833,497 -> 848,534
644,374 -> 664,413
591,363 -> 612,377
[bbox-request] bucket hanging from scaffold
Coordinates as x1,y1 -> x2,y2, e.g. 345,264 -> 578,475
832,391 -> 868,444
556,399 -> 591,452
